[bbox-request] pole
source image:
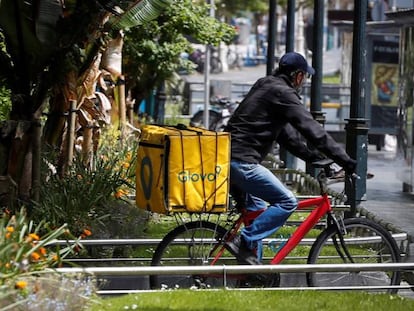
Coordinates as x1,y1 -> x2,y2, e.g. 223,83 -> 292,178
118,75 -> 126,140
310,0 -> 324,123
280,0 -> 297,169
31,118 -> 42,202
307,0 -> 325,176
203,0 -> 215,128
286,0 -> 295,52
67,100 -> 77,167
266,0 -> 277,76
155,82 -> 166,124
345,0 -> 369,216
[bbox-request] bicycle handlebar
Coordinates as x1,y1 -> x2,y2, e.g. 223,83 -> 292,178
311,158 -> 360,194
311,158 -> 359,180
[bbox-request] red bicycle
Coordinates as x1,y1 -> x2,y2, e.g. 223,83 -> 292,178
150,159 -> 401,293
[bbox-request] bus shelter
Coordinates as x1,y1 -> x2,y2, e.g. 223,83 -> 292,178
332,20 -> 400,150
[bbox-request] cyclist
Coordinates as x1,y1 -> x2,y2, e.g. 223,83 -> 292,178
224,51 -> 357,265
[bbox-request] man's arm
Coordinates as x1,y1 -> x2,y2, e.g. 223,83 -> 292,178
276,123 -> 325,162
282,102 -> 356,172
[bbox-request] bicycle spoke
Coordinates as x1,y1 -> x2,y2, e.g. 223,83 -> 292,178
150,221 -> 238,289
307,218 -> 401,293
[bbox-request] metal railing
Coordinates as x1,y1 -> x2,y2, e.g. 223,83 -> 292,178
56,262 -> 414,275
48,232 -> 408,247
55,263 -> 414,294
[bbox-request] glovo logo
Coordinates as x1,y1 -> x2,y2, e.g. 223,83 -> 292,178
177,166 -> 222,183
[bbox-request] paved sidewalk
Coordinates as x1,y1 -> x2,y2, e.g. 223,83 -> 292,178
358,145 -> 414,295
359,145 -> 414,260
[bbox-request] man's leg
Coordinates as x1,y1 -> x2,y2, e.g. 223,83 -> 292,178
230,161 -> 297,250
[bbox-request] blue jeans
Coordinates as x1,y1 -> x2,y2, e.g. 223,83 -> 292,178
230,161 -> 297,251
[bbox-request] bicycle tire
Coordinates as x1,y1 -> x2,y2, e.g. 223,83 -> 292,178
150,220 -> 240,289
306,217 -> 401,293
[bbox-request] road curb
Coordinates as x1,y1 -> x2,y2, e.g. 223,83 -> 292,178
357,205 -> 413,242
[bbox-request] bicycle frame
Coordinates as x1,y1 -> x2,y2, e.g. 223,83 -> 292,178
210,161 -> 344,267
271,194 -> 331,264
212,191 -> 333,266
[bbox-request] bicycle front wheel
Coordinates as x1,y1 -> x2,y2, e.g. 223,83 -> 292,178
150,220 -> 240,289
307,218 -> 401,293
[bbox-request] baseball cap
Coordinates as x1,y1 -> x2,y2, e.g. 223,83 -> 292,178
279,52 -> 315,75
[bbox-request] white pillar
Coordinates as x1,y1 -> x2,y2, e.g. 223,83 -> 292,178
331,0 -> 341,49
295,4 -> 305,55
220,42 -> 229,72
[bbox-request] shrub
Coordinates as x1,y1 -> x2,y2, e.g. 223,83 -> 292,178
0,208 -> 95,310
33,127 -> 138,237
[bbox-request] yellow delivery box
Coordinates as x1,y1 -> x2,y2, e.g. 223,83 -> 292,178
136,124 -> 230,214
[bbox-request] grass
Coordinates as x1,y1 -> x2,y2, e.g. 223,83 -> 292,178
88,290 -> 414,311
323,74 -> 341,84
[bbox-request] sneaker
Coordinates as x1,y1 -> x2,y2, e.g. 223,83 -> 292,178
225,235 -> 261,265
245,273 -> 280,288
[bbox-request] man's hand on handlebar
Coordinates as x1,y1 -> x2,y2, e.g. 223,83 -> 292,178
343,159 -> 357,175
310,158 -> 371,181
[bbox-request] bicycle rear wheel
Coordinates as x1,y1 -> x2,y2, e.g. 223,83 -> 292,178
150,220 -> 241,289
307,218 -> 401,293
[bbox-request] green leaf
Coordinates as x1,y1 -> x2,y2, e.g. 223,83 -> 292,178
110,0 -> 173,29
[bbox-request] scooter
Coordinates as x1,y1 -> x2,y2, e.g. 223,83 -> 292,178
188,47 -> 223,74
189,96 -> 239,131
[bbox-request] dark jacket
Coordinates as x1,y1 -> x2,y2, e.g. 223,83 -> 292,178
224,72 -> 354,168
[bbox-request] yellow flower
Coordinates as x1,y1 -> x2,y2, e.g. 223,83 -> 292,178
114,190 -> 123,199
122,162 -> 130,169
80,228 -> 92,239
5,226 -> 14,239
29,233 -> 40,241
31,252 -> 41,261
26,232 -> 40,243
15,281 -> 27,290
39,247 -> 47,256
126,152 -> 132,161
114,188 -> 129,199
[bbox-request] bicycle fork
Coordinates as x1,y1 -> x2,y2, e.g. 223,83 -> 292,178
327,212 -> 355,264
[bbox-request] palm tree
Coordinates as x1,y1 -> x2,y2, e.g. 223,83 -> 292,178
0,0 -> 172,206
